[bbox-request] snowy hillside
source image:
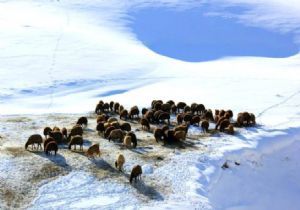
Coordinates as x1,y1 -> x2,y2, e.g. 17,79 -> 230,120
1,0 -> 300,210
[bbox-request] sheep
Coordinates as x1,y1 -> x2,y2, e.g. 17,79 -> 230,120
183,113 -> 193,123
95,102 -> 103,114
107,117 -> 118,124
142,108 -> 148,115
201,120 -> 209,133
166,100 -> 175,106
109,101 -> 114,112
126,132 -> 137,148
250,113 -> 256,125
175,124 -> 189,134
45,141 -> 58,156
129,106 -> 140,119
158,112 -> 170,125
145,110 -> 154,123
103,103 -> 110,112
123,135 -> 132,148
96,122 -> 105,135
184,105 -> 191,113
202,109 -> 214,121
96,114 -> 107,123
151,100 -> 163,109
154,110 -> 164,123
120,109 -> 128,120
154,102 -> 162,111
177,102 -> 187,112
171,104 -> 177,114
115,154 -> 125,171
219,119 -> 230,132
140,118 -> 150,131
25,134 -> 43,150
120,122 -> 131,132
154,128 -> 164,143
111,121 -> 120,129
215,114 -> 231,129
77,116 -> 88,127
226,110 -> 233,119
61,127 -> 67,139
161,103 -> 171,113
68,135 -> 83,151
237,112 -> 251,127
118,105 -> 124,114
191,103 -> 206,115
114,102 -> 120,113
43,127 -> 52,138
226,124 -> 234,135
174,130 -> 186,141
53,126 -> 60,132
176,113 -> 183,125
219,110 -> 226,117
86,144 -> 100,159
108,129 -> 124,142
164,129 -> 175,144
49,131 -> 63,144
215,109 -> 220,116
104,126 -> 116,138
44,137 -> 55,150
130,165 -> 142,183
68,125 -> 83,140
191,115 -> 201,126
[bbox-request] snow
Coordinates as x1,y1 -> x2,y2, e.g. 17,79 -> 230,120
1,0 -> 300,209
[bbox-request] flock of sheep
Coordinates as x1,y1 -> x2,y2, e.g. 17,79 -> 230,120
24,99 -> 256,183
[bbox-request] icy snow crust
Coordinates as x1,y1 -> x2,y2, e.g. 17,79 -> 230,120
1,0 -> 300,210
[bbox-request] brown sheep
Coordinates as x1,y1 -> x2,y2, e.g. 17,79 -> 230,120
158,112 -> 170,124
174,130 -> 186,141
118,105 -> 124,114
104,126 -> 116,138
130,165 -> 142,183
202,109 -> 214,121
142,108 -> 148,115
96,114 -> 107,123
176,113 -> 183,125
103,103 -> 110,112
226,110 -> 233,119
191,115 -> 201,126
154,128 -> 164,143
95,102 -> 103,114
107,117 -> 118,124
171,104 -> 177,114
96,122 -> 105,135
191,103 -> 206,115
161,103 -> 171,113
111,121 -> 120,129
164,129 -> 175,144
115,154 -> 125,171
53,126 -> 60,132
183,113 -> 193,123
215,114 -> 230,129
109,101 -> 114,112
123,135 -> 132,148
175,124 -> 189,134
250,113 -> 256,125
215,109 -> 220,116
184,105 -> 191,113
43,127 -> 52,138
166,100 -> 175,106
61,127 -> 67,139
154,102 -> 162,111
108,129 -> 124,142
114,102 -> 120,113
201,120 -> 209,133
120,109 -> 128,120
49,131 -> 63,144
154,110 -> 164,123
77,116 -> 88,127
151,100 -> 163,108
219,110 -> 226,117
44,137 -> 55,150
45,141 -> 58,156
140,118 -> 150,131
145,110 -> 154,123
25,134 -> 43,150
220,119 -> 230,132
68,135 -> 83,151
126,132 -> 137,148
86,144 -> 100,159
226,124 -> 234,135
237,112 -> 251,126
120,122 -> 131,132
177,102 -> 187,112
68,125 -> 83,140
129,106 -> 140,119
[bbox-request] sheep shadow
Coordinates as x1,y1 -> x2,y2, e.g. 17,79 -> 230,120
33,152 -> 70,169
130,180 -> 164,201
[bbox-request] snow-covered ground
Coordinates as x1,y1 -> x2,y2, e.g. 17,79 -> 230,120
1,0 -> 300,209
